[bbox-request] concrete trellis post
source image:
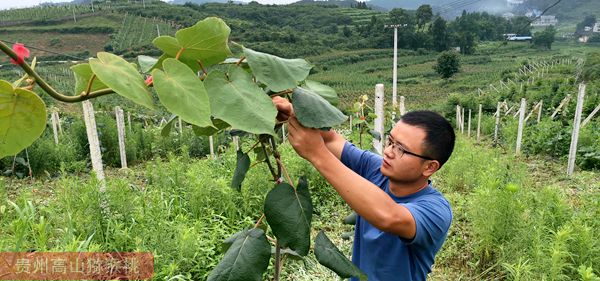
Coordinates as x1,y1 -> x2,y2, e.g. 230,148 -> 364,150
209,136 -> 215,159
525,100 -> 542,123
373,84 -> 385,154
456,105 -> 461,130
551,95 -> 572,119
178,117 -> 183,135
537,100 -> 543,123
115,106 -> 127,169
127,112 -> 132,132
581,102 -> 600,128
233,136 -> 240,151
51,111 -> 60,145
516,98 -> 527,156
461,107 -> 465,134
467,109 -> 472,138
567,84 -> 586,176
399,96 -> 406,116
477,104 -> 482,142
82,100 -> 106,189
494,102 -> 501,145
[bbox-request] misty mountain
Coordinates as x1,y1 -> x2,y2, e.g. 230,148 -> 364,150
368,0 -> 513,16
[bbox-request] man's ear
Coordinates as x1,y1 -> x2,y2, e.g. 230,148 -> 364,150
422,160 -> 440,177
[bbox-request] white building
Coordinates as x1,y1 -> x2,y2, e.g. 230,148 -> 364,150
507,0 -> 523,7
531,15 -> 558,27
594,22 -> 600,33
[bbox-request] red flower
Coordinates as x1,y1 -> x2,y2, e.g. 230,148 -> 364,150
10,43 -> 30,65
145,75 -> 153,86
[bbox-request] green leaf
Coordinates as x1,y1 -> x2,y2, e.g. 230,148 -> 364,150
71,63 -> 108,95
264,177 -> 312,256
343,212 -> 357,225
153,17 -> 231,72
292,87 -> 347,129
271,247 -> 303,260
0,80 -> 47,159
191,118 -> 229,136
315,231 -> 367,281
137,55 -> 159,73
89,52 -> 154,110
253,146 -> 267,162
152,58 -> 212,128
243,47 -> 312,92
204,67 -> 277,135
222,229 -> 248,253
176,17 -> 232,66
231,150 -> 251,191
208,228 -> 271,281
160,115 -> 178,137
303,80 -> 339,106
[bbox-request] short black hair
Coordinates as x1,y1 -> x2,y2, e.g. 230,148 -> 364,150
400,111 -> 455,168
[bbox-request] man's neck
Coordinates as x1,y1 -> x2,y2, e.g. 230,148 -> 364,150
389,178 -> 429,197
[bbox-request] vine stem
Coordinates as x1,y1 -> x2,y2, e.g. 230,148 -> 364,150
84,74 -> 96,96
269,89 -> 293,97
0,40 -> 114,102
260,139 -> 279,181
244,140 -> 261,154
236,56 -> 246,66
197,59 -> 208,76
275,158 -> 294,188
273,241 -> 282,281
254,213 -> 265,228
175,47 -> 184,60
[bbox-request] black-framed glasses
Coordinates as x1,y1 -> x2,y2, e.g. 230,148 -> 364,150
385,136 -> 435,161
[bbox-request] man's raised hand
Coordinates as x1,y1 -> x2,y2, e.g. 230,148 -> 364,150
272,96 -> 294,122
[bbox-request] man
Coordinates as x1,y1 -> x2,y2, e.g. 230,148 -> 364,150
273,97 -> 455,281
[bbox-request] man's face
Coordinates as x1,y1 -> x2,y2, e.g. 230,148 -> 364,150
380,121 -> 434,183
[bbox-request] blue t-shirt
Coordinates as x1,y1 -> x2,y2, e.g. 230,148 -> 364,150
341,142 -> 452,281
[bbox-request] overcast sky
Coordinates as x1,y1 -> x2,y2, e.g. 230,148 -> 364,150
0,0 -> 300,10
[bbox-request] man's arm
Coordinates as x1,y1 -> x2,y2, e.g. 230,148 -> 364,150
273,96 -> 346,159
320,130 -> 345,160
287,117 -> 417,240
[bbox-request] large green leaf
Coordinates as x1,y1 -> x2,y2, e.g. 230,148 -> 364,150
152,58 -> 212,128
176,17 -> 232,67
71,63 -> 108,95
191,118 -> 229,136
292,87 -> 347,129
204,67 -> 277,135
0,80 -> 46,158
264,177 -> 312,256
243,47 -> 312,92
160,115 -> 178,137
153,17 -> 231,72
303,80 -> 339,107
89,52 -> 154,110
315,231 -> 367,281
137,55 -> 159,73
208,228 -> 271,281
231,150 -> 250,191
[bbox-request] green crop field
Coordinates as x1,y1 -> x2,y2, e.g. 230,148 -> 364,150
0,1 -> 599,280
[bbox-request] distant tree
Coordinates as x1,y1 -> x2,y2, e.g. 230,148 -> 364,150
389,8 -> 414,28
510,16 -> 532,36
456,31 -> 476,54
343,25 -> 352,37
431,17 -> 449,52
576,15 -> 596,35
533,26 -> 556,50
434,51 -> 460,79
415,4 -> 433,30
